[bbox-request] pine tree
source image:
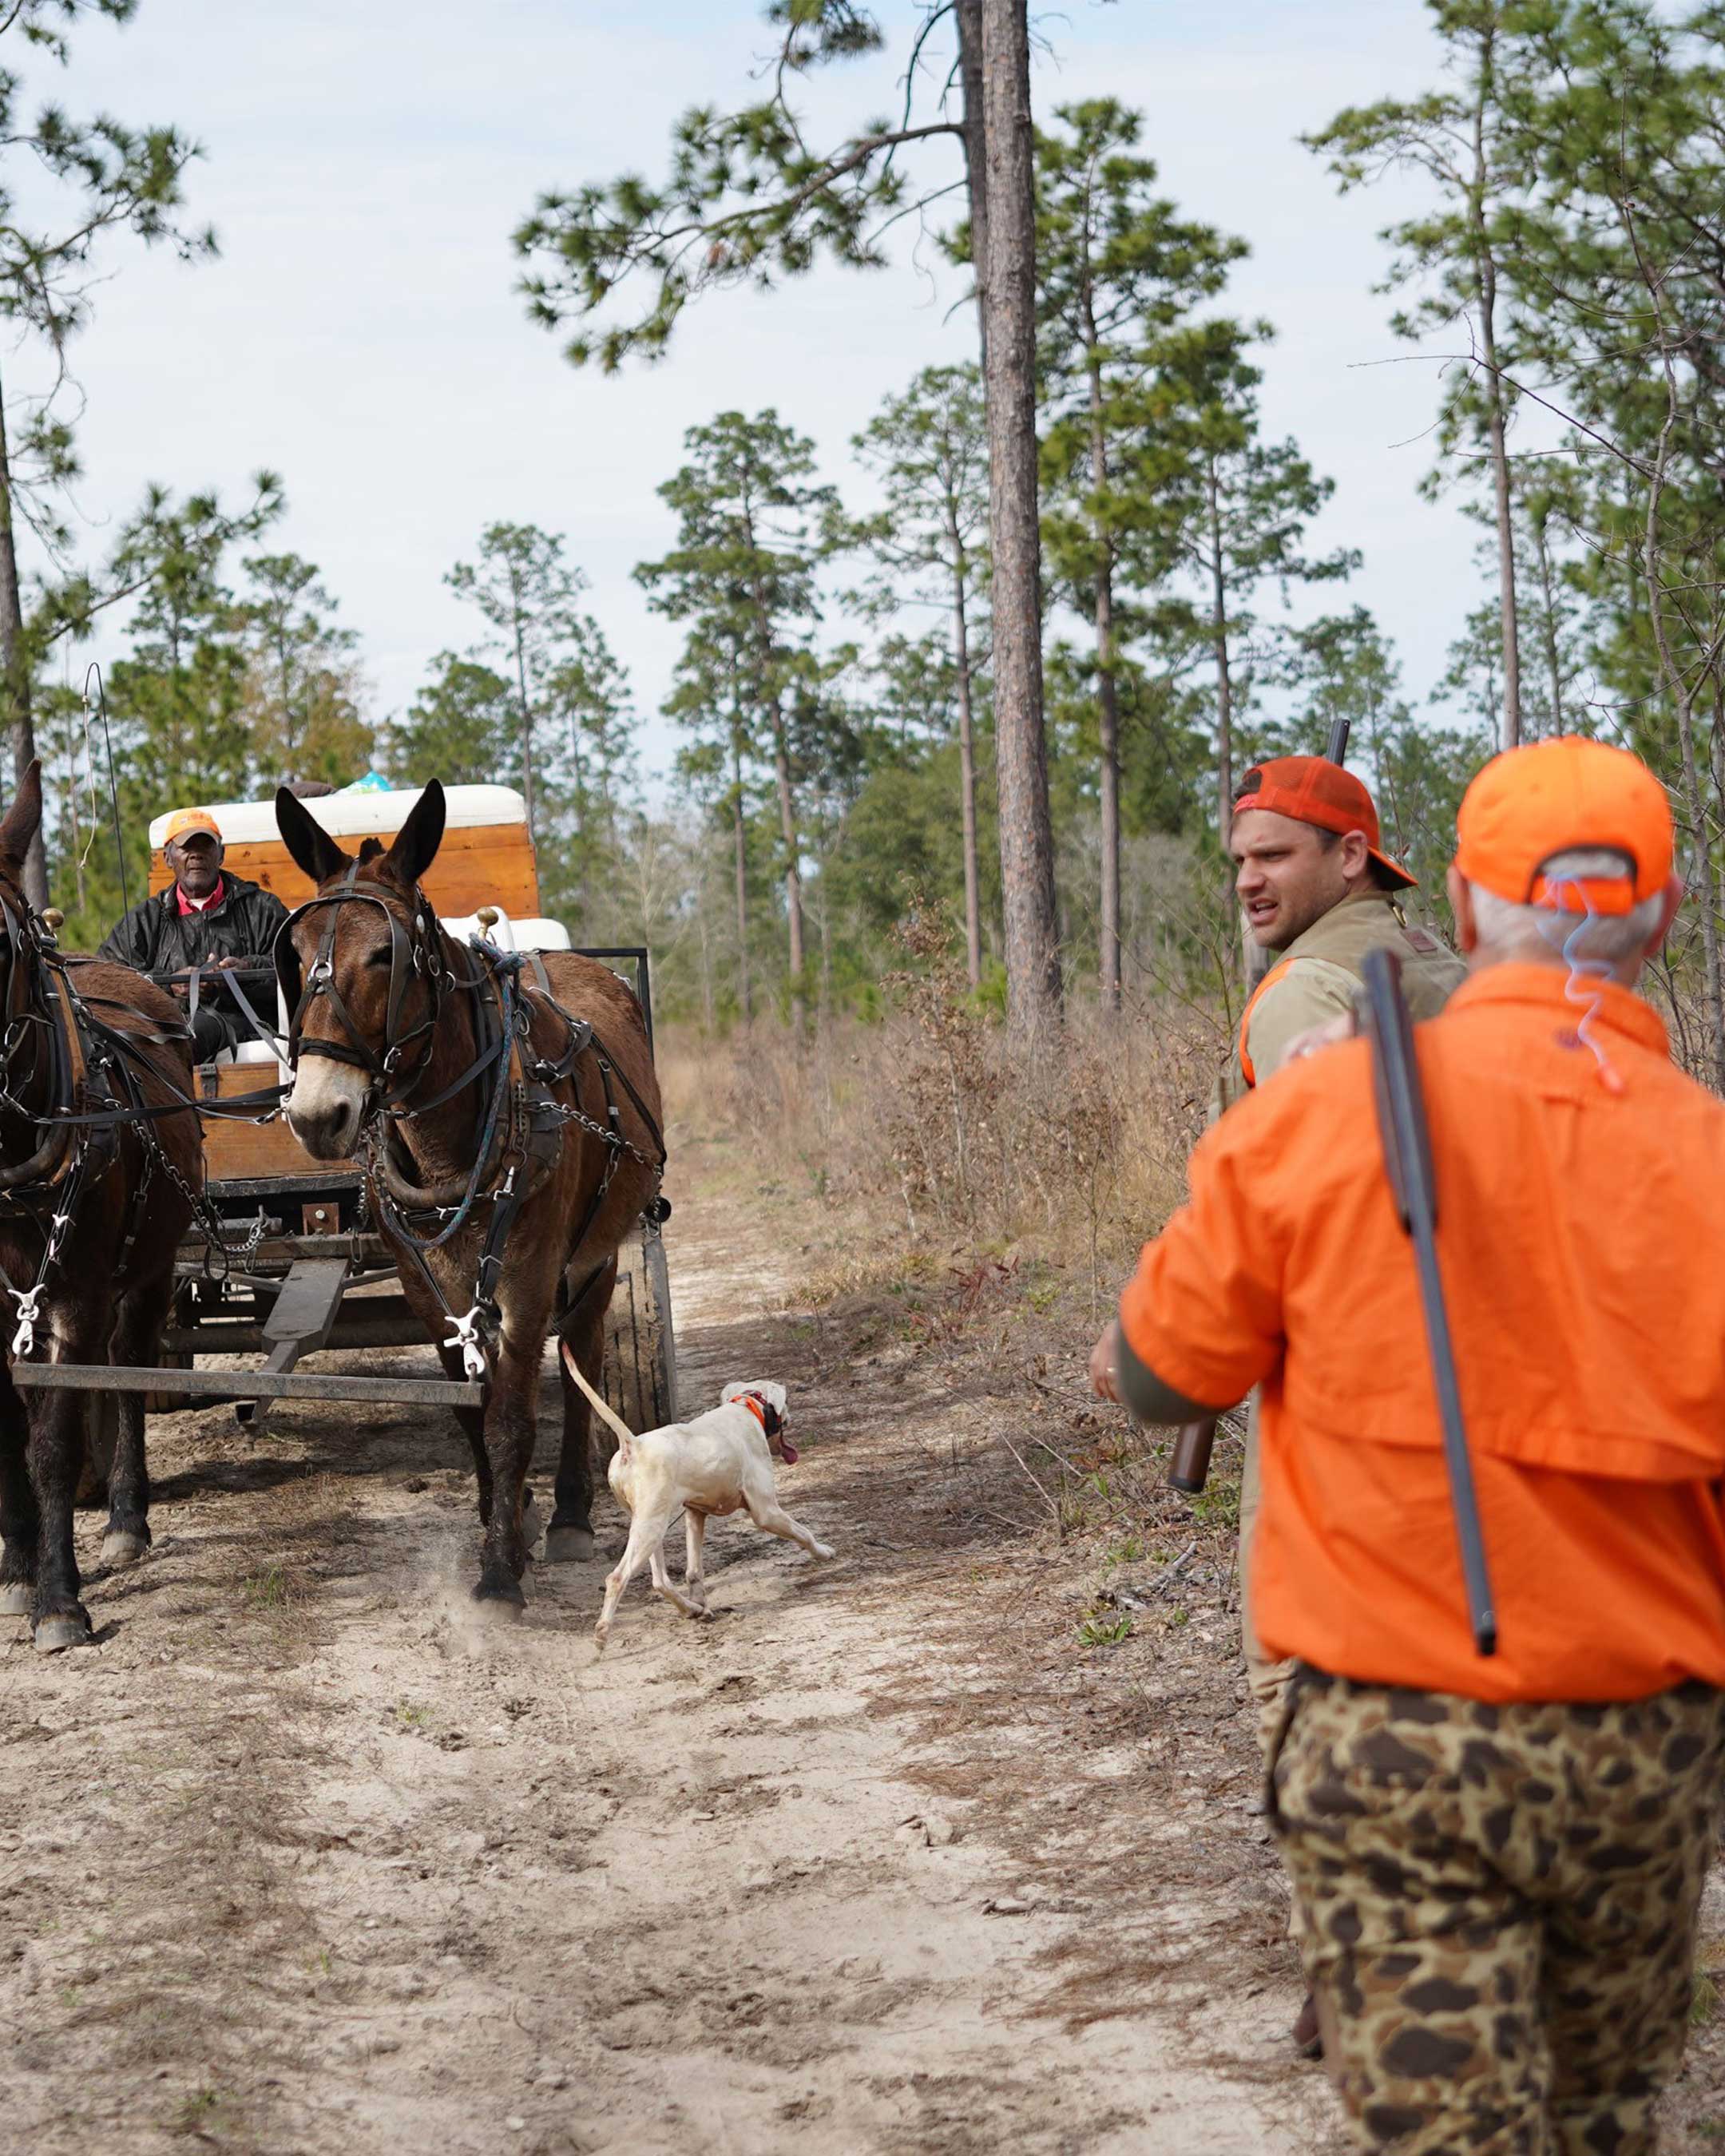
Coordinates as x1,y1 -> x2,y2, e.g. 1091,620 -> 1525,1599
447,524 -> 589,846
387,653 -> 514,787
1145,319 -> 1357,845
0,1 -> 219,897
1306,2 -> 1547,750
636,410 -> 839,1033
665,625 -> 761,1022
239,553 -> 370,787
542,613 -> 640,922
513,0 -> 1065,1029
1035,98 -> 1244,1009
848,363 -> 991,986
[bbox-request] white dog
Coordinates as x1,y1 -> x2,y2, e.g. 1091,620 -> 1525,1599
560,1349 -> 836,1647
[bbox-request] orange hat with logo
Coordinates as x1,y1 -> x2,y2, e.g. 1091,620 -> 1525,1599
1233,756 -> 1416,890
1454,737 -> 1673,917
162,807 -> 222,846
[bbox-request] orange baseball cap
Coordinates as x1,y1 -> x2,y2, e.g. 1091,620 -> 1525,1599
162,807 -> 223,846
1454,737 -> 1673,917
1233,756 -> 1416,889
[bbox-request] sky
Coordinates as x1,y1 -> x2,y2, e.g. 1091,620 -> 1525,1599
16,0 -> 1482,791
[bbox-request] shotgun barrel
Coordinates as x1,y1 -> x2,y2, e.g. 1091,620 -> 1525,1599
1361,945 -> 1497,1657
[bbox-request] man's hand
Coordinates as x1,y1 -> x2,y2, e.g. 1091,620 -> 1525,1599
1279,1010 -> 1358,1065
1089,1320 -> 1124,1403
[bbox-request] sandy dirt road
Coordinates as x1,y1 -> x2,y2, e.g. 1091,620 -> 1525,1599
1,1163 -> 1342,2154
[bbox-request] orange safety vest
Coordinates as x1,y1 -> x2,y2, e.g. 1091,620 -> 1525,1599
1236,960 -> 1295,1090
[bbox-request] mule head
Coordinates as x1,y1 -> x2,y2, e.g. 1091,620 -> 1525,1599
274,781 -> 447,1160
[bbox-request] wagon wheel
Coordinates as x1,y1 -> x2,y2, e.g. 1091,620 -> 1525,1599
600,1217 -> 676,1437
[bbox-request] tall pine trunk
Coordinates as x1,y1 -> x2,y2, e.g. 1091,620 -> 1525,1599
979,0 -> 1061,1031
1208,462 -> 1235,846
948,515 -> 983,990
1533,508 -> 1564,736
510,600 -> 536,844
1470,30 -> 1520,751
1095,571 -> 1121,1013
1644,417 -> 1725,1087
1085,327 -> 1121,1015
0,369 -> 43,903
732,732 -> 751,1024
767,695 -> 807,1036
956,0 -> 989,370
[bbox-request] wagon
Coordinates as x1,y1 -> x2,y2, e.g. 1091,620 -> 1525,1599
25,783 -> 676,1458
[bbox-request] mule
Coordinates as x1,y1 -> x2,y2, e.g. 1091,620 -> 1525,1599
0,766 -> 201,1651
273,780 -> 664,1613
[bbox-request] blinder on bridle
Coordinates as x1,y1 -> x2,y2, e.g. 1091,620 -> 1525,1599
274,860 -> 448,1115
0,872 -> 63,1124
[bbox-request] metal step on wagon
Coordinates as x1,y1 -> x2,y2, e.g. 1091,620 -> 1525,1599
54,783 -> 675,1468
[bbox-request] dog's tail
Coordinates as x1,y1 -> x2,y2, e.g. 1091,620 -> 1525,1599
560,1339 -> 636,1455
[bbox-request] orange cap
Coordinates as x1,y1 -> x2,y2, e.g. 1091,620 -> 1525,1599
162,807 -> 223,846
1454,737 -> 1673,917
1233,756 -> 1415,890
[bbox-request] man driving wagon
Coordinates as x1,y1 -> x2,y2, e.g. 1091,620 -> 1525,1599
97,806 -> 288,1063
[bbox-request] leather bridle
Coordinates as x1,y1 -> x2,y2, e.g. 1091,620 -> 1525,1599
275,863 -> 457,1118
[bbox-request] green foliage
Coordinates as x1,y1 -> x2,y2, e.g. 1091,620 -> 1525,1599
239,552 -> 368,788
1303,4 -> 1546,479
639,409 -> 841,1009
438,522 -> 642,936
386,653 -> 513,787
34,485 -> 388,947
511,2 -> 961,371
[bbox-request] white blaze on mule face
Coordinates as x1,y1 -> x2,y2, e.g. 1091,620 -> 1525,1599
284,1060 -> 367,1160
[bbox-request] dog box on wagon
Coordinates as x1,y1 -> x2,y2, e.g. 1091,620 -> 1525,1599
54,781 -> 675,1472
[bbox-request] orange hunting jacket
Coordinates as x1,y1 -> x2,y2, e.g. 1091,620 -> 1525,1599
1121,964 -> 1725,1702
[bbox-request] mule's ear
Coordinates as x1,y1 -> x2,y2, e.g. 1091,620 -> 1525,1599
0,761 -> 43,879
387,780 -> 446,888
275,786 -> 350,886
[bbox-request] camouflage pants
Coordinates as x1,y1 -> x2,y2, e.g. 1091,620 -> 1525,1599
1271,1670 -> 1725,2153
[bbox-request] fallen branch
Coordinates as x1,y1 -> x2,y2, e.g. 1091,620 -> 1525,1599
996,1429 -> 1061,1520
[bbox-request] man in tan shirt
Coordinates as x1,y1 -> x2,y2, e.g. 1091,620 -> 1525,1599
1220,757 -> 1465,1110
1219,755 -> 1465,2055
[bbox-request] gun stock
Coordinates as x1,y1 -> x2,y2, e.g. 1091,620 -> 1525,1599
1168,1416 -> 1216,1495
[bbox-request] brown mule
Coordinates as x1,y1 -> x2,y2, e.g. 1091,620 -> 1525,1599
0,764 -> 202,1651
273,781 -> 664,1613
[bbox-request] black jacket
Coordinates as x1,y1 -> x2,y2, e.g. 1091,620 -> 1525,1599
98,874 -> 290,981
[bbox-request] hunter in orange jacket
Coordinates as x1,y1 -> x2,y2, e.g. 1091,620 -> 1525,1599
1092,739 -> 1725,2150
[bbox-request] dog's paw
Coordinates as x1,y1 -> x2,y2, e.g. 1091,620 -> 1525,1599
812,1541 -> 836,1561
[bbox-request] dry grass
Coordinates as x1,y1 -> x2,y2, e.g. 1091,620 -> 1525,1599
660,958 -> 1220,1307
657,949 -> 1242,1584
